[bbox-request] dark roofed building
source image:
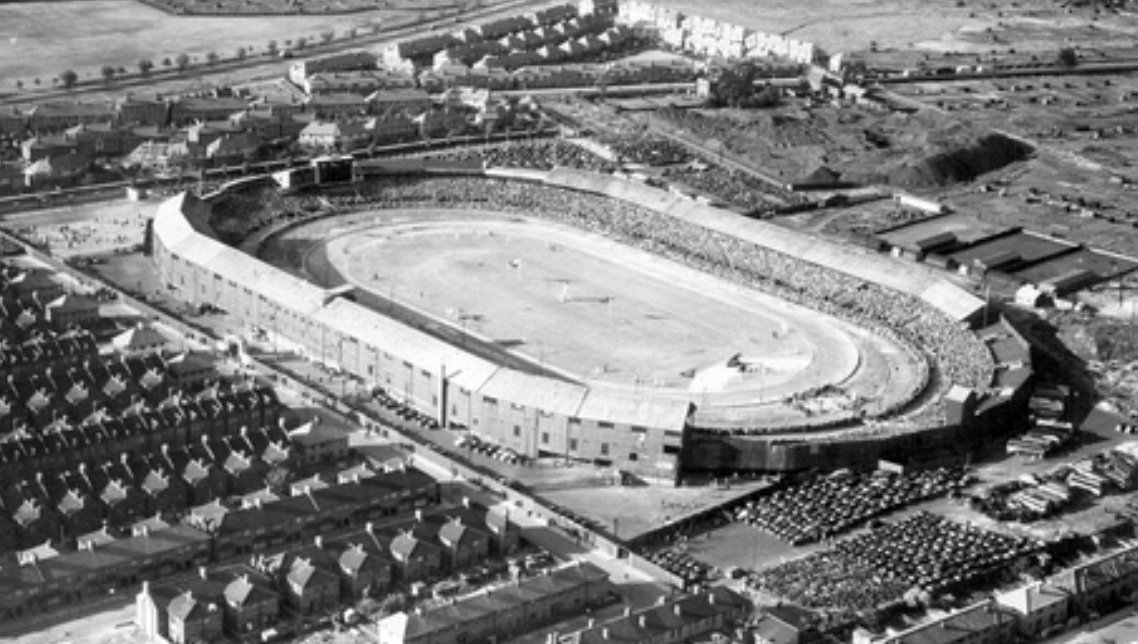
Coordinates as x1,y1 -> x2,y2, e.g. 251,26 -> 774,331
390,531 -> 444,583
162,589 -> 224,644
753,605 -> 824,644
560,587 -> 750,644
377,561 -> 610,644
873,601 -> 1018,644
437,516 -> 491,571
284,555 -> 340,616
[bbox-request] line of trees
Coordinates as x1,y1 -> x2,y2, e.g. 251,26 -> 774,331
20,21 -> 383,94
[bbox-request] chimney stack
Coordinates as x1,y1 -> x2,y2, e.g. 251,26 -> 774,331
415,509 -> 423,522
638,615 -> 647,629
673,604 -> 682,617
623,606 -> 631,617
198,566 -> 208,580
602,628 -> 610,640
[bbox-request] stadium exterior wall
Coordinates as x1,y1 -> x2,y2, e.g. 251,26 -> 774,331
151,191 -> 689,482
151,166 -> 1005,477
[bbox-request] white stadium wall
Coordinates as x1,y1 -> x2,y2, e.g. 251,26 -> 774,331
151,191 -> 688,482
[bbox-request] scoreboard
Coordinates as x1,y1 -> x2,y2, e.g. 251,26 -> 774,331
312,155 -> 355,185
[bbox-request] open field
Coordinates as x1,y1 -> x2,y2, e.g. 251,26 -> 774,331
257,205 -> 926,425
324,215 -> 859,394
646,0 -> 983,54
684,521 -> 822,573
542,480 -> 770,541
646,0 -> 1138,63
0,0 -> 417,82
142,0 -> 463,16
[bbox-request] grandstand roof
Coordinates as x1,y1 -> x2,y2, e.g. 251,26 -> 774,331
577,389 -> 689,429
479,370 -> 586,417
918,281 -> 984,324
312,298 -> 500,392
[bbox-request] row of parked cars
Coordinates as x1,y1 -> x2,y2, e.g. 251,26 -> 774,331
454,433 -> 523,465
374,388 -> 441,429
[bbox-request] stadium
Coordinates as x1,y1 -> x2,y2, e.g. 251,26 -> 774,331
151,154 -> 1016,482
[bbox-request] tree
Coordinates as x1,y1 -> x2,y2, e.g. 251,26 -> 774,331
162,57 -> 173,68
295,37 -> 307,50
101,65 -> 117,82
138,58 -> 154,76
752,84 -> 781,108
1057,46 -> 1078,67
206,51 -> 220,66
175,52 -> 191,72
15,80 -> 23,90
235,47 -> 247,61
374,593 -> 407,618
321,30 -> 335,44
59,69 -> 78,89
266,40 -> 279,55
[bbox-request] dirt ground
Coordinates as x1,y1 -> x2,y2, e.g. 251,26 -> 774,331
645,0 -> 1138,63
317,210 -> 861,393
644,0 -> 981,55
144,0 -> 461,16
1,198 -> 155,259
260,206 -> 922,423
683,521 -> 825,573
542,479 -> 770,541
0,598 -> 139,644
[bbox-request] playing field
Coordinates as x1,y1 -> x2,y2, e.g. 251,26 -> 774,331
266,207 -> 923,417
0,0 -> 415,81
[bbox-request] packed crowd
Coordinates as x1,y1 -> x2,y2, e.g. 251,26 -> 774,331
734,467 -> 971,546
662,163 -> 799,213
605,135 -> 692,166
422,139 -> 616,173
216,171 -> 994,428
749,512 -> 1040,613
410,126 -> 802,216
